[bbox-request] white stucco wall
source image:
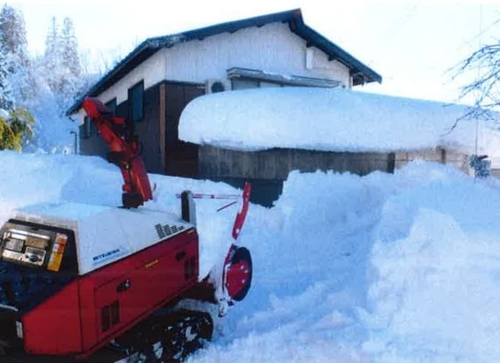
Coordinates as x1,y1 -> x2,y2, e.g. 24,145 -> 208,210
77,49 -> 168,124
78,22 -> 351,124
99,49 -> 168,105
164,22 -> 350,86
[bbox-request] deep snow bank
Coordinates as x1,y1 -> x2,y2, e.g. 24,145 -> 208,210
1,151 -> 500,362
362,163 -> 500,363
195,161 -> 500,363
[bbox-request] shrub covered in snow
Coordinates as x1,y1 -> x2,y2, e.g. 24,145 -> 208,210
0,107 -> 34,151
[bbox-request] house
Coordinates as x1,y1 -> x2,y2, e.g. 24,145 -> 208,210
66,8 -> 382,183
178,86 -> 500,205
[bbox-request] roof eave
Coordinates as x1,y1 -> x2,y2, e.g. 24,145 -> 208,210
66,40 -> 159,115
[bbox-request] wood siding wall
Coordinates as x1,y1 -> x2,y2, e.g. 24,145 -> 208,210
198,146 -> 471,206
199,145 -> 395,180
394,148 -> 470,174
136,85 -> 162,173
164,82 -> 205,177
79,123 -> 109,158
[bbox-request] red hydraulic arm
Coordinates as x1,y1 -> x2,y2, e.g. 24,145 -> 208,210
82,97 -> 153,208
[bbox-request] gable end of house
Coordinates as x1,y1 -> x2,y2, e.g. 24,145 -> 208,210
66,8 -> 381,115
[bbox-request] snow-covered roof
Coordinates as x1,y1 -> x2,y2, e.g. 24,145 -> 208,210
15,202 -> 193,275
179,87 -> 500,157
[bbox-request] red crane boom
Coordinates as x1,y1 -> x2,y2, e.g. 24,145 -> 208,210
82,97 -> 153,208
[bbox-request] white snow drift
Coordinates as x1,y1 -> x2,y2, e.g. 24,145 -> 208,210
1,151 -> 500,362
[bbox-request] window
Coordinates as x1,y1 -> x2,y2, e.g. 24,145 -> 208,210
105,98 -> 117,116
83,116 -> 92,139
128,81 -> 144,122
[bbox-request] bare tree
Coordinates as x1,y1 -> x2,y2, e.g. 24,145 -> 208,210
449,12 -> 500,123
453,42 -> 500,120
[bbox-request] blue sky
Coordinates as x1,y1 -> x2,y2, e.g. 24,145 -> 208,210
9,0 -> 500,104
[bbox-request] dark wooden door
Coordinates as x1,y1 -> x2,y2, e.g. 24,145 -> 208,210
164,83 -> 205,177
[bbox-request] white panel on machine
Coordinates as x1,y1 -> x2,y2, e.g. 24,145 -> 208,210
14,202 -> 194,275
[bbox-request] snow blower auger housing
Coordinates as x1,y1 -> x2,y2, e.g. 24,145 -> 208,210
0,97 -> 253,363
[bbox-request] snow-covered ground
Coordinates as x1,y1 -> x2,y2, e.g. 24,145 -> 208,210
1,150 -> 500,362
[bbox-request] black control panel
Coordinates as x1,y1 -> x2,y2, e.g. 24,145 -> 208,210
0,220 -> 78,312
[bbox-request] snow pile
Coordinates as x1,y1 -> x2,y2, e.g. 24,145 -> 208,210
1,151 -> 500,362
197,161 -> 500,363
365,209 -> 500,362
179,87 -> 500,157
27,95 -> 78,154
362,166 -> 500,362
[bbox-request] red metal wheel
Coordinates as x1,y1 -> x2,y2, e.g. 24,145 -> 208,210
225,247 -> 252,302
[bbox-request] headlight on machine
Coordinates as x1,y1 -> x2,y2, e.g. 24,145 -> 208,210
15,320 -> 23,339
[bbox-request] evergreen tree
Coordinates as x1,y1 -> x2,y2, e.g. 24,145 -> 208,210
0,38 -> 15,111
43,16 -> 62,93
0,6 -> 84,153
60,17 -> 81,78
0,5 -> 33,104
0,4 -> 29,68
0,107 -> 34,151
41,16 -> 85,114
44,16 -> 59,63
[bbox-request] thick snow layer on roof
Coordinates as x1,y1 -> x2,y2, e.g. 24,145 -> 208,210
179,87 -> 500,157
